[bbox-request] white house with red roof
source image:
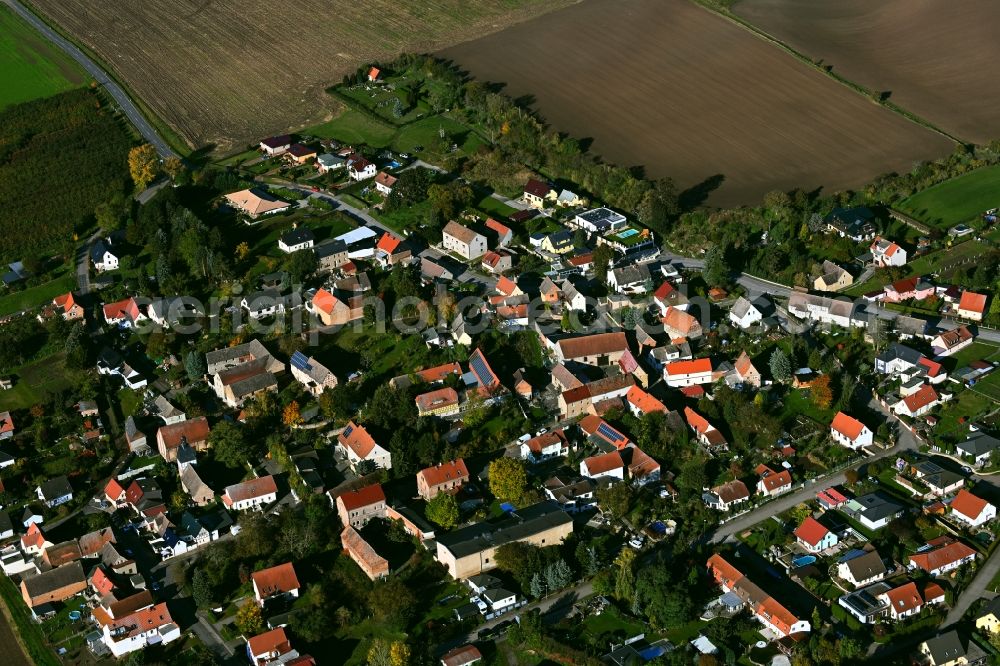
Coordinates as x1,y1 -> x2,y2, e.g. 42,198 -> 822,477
99,600 -> 180,657
580,451 -> 625,481
221,476 -> 278,511
417,459 -> 469,500
485,218 -> 512,247
957,291 -> 987,321
878,582 -> 923,621
732,352 -> 761,388
931,326 -> 974,357
756,464 -> 792,497
870,237 -> 907,267
794,516 -> 838,553
481,250 -> 512,275
520,430 -> 569,463
830,412 -> 873,450
664,358 -> 713,387
907,537 -> 977,576
624,385 -> 667,417
892,383 -> 941,418
374,171 -> 397,196
684,407 -> 728,451
102,297 -> 147,328
251,562 -> 301,605
104,478 -> 127,505
337,421 -> 392,470
950,489 -> 997,528
703,480 -> 750,511
247,627 -> 299,666
374,232 -> 410,267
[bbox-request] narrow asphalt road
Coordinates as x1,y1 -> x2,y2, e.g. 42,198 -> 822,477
710,399 -> 920,544
3,0 -> 178,158
75,229 -> 101,295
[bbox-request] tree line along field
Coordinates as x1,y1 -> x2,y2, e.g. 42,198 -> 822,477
897,164 -> 1000,229
28,0 -> 579,152
0,88 -> 132,262
0,4 -> 84,110
439,0 -> 953,206
733,0 -> 1000,144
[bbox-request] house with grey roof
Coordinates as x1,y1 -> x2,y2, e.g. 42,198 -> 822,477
957,430 -> 1000,467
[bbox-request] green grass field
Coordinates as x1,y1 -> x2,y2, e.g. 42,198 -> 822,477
0,273 -> 76,317
898,164 -> 1000,228
0,5 -> 84,109
0,352 -> 81,412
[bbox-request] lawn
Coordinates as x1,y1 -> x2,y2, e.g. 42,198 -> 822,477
933,387 -> 997,440
307,109 -> 396,147
898,164 -> 1000,228
0,5 -> 85,109
475,195 -> 517,219
0,273 -> 76,317
0,352 -> 81,412
844,240 -> 994,296
945,341 -> 1000,373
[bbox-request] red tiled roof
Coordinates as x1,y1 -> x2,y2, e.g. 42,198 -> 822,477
418,459 -> 469,488
909,540 -> 977,573
104,478 -> 125,500
157,417 -> 210,449
107,602 -> 174,641
665,358 -> 712,376
918,356 -> 943,377
92,566 -> 115,596
495,275 -> 518,296
680,385 -> 705,398
959,290 -> 987,314
53,292 -> 78,313
661,307 -> 698,335
566,253 -> 593,267
883,581 -> 922,614
337,483 -> 385,512
903,384 -> 939,413
524,178 -> 551,198
102,297 -> 134,321
626,386 -> 666,414
760,468 -> 792,492
793,516 -> 829,547
312,288 -> 340,315
684,406 -> 711,434
0,411 -> 11,435
951,489 -> 990,521
831,412 -> 866,441
485,218 -> 511,237
441,645 -> 483,666
734,351 -> 756,378
653,281 -> 676,300
415,387 -> 459,412
21,523 -> 45,550
582,451 -> 624,475
374,172 -> 397,189
338,421 -> 378,458
887,277 -> 919,294
556,332 -> 628,360
936,326 -> 973,349
248,627 -> 293,659
414,362 -> 462,384
252,562 -> 300,598
579,415 -> 630,448
376,231 -> 402,254
707,553 -> 744,589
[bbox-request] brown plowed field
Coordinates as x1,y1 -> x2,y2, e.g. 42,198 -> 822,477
440,0 -> 953,206
28,0 -> 577,151
734,0 -> 1000,144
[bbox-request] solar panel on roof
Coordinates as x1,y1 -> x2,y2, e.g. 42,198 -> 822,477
342,425 -> 354,439
470,351 -> 495,386
290,351 -> 312,372
596,422 -> 626,443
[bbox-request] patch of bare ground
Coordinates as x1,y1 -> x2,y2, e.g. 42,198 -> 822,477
734,0 -> 1000,144
439,0 -> 954,206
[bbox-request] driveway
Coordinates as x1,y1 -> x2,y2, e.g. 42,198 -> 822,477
2,0 -> 177,158
75,230 -> 101,295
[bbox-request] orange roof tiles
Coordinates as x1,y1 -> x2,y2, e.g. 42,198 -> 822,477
626,386 -> 667,414
337,483 -> 385,512
376,231 -> 402,254
105,478 -> 125,500
495,276 -> 518,296
157,417 -> 210,449
523,430 -> 567,454
707,553 -> 744,588
556,332 -> 628,360
883,581 -> 922,614
661,307 -> 698,335
959,290 -> 987,314
338,421 -> 378,458
107,602 -> 174,641
415,387 -> 459,412
418,459 -> 469,489
665,358 -> 712,376
909,540 -> 977,573
248,627 -> 293,658
414,362 -> 462,383
312,288 -> 340,315
684,406 -> 710,434
951,489 -> 990,521
903,384 -> 939,413
224,476 -> 278,504
582,451 -> 624,475
831,412 -> 866,441
252,562 -> 300,598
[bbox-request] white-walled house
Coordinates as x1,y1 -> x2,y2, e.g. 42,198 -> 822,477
91,240 -> 119,272
794,517 -> 838,553
221,476 -> 278,511
99,602 -> 180,657
830,412 -> 873,450
579,451 -> 625,481
870,237 -> 906,267
951,489 -> 997,528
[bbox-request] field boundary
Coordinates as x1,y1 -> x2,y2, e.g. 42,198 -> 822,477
689,0 -> 965,146
0,575 -> 57,666
16,0 -> 190,156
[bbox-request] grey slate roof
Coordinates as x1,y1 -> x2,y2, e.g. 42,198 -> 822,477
958,431 -> 1000,457
844,549 -> 886,581
436,501 -> 571,559
22,561 -> 85,597
38,476 -> 72,501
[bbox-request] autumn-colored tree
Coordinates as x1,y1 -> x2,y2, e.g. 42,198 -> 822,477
29,404 -> 44,419
235,601 -> 263,635
282,401 -> 302,427
811,374 -> 833,409
235,241 -> 250,260
163,156 -> 184,181
488,457 -> 527,504
128,144 -> 160,190
390,641 -> 411,666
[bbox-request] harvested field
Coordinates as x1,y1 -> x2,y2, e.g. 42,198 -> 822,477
734,0 -> 1000,144
440,0 -> 952,206
28,0 -> 577,152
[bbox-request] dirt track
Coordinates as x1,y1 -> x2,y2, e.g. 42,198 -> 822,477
28,0 -> 577,151
440,0 -> 954,206
734,0 -> 1000,145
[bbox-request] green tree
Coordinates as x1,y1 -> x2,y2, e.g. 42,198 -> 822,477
702,244 -> 728,287
593,244 -> 615,283
208,421 -> 253,468
614,548 -> 636,603
185,351 -> 206,380
488,457 -> 527,503
367,578 -> 416,628
235,601 -> 263,635
386,167 -> 432,211
425,491 -> 459,529
191,568 -> 213,608
770,348 -> 792,382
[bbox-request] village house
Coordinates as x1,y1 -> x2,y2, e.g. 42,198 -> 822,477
316,153 -> 346,174
837,549 -> 887,588
892,383 -> 941,418
957,430 -> 1000,467
211,352 -> 282,408
278,227 -> 315,253
156,417 -> 210,462
259,135 -> 291,156
950,489 -> 996,528
442,221 -> 487,260
881,276 -> 934,303
845,492 -> 904,530
870,237 -> 907,267
908,537 -> 977,576
755,464 -> 792,497
830,412 -> 873,450
728,295 -> 771,329
415,387 -> 460,417
97,600 -> 180,657
224,189 -> 291,219
180,465 -> 214,506
20,561 -> 87,608
103,297 -> 147,328
608,264 -> 651,294
222,476 -> 278,511
918,631 -> 988,666
36,476 -> 73,508
558,375 -> 635,419
441,645 -> 483,666
931,326 -> 973,357
664,358 -> 713,387
125,478 -> 166,518
374,171 -> 397,196
976,597 -> 1000,634
573,207 -> 627,234
289,350 -> 337,397
284,144 -> 316,165
520,430 -> 569,463
40,292 -> 84,321
661,306 -> 702,340
957,291 -> 987,321
374,232 -> 411,267
484,218 -> 512,247
685,407 -> 728,452
824,206 -> 875,241
522,179 -> 555,208
341,526 -> 389,580
434,501 -> 573,579
315,240 -> 349,272
702,480 -> 750,512
541,230 -> 574,255
580,451 -> 625,481
247,627 -> 300,666
624,385 -> 667,418
347,154 -> 376,181
879,581 -> 923,621
794,516 -> 838,553
732,351 -> 761,388
252,562 -> 301,608
91,239 -> 119,272
552,332 -> 627,366
417,459 -> 469,500
481,250 -> 513,275
338,421 -> 392,470
910,460 -> 964,497
707,554 -> 810,638
333,483 -> 388,529
813,261 -> 853,292
310,288 -> 360,327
